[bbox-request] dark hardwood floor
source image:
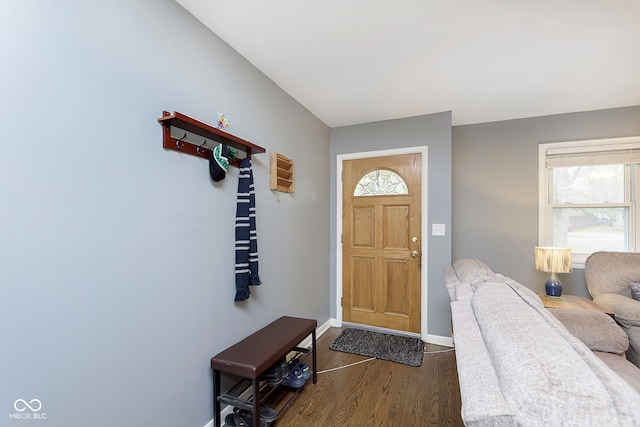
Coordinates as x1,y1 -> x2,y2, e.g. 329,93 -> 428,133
270,327 -> 464,427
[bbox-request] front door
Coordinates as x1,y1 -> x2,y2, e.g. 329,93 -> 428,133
342,153 -> 422,333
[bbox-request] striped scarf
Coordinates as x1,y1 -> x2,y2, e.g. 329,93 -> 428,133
234,157 -> 261,302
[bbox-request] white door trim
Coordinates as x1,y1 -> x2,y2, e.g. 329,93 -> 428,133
336,146 -> 429,338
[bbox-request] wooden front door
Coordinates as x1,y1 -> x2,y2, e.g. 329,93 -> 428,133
342,153 -> 422,333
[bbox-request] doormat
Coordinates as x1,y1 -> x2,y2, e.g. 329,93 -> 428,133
329,328 -> 424,367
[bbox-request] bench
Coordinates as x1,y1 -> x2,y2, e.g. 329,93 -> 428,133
210,316 -> 317,427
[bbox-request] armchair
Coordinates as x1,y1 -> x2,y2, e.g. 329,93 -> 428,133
585,251 -> 640,368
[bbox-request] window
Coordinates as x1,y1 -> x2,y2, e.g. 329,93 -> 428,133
354,169 -> 408,196
539,137 -> 640,267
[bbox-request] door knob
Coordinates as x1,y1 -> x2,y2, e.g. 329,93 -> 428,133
411,236 -> 418,243
411,251 -> 418,258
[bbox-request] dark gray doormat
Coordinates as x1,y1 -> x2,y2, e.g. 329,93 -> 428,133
329,328 -> 424,367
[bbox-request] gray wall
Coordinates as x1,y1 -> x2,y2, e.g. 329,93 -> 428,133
330,112 -> 453,338
452,105 -> 640,297
0,1 -> 329,426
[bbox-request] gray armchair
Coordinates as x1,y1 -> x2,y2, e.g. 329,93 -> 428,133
585,251 -> 640,368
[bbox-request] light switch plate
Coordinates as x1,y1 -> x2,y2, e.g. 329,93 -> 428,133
432,223 -> 446,236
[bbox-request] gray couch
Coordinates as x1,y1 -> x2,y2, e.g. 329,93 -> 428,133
585,251 -> 640,368
446,258 -> 640,426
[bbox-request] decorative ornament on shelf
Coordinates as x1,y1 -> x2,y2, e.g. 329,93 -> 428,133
216,113 -> 231,130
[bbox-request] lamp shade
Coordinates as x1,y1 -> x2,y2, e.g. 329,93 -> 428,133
534,247 -> 572,273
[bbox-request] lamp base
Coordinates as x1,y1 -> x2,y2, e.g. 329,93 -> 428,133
545,272 -> 563,297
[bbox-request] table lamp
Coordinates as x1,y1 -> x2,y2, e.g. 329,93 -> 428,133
534,247 -> 572,297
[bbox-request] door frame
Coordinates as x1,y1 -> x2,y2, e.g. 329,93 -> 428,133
336,146 -> 429,338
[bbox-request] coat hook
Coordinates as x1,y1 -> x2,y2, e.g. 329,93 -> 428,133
197,140 -> 207,155
176,133 -> 187,149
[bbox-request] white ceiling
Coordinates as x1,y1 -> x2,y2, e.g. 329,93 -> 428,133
175,0 -> 640,128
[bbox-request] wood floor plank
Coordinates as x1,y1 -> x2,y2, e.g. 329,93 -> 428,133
269,327 -> 464,427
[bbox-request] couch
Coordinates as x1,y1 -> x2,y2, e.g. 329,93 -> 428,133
585,251 -> 640,368
445,258 -> 640,426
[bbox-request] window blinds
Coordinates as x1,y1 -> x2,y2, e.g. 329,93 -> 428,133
545,141 -> 640,168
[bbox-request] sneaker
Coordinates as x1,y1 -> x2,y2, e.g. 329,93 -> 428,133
234,409 -> 271,427
281,369 -> 306,388
289,358 -> 311,381
259,359 -> 289,385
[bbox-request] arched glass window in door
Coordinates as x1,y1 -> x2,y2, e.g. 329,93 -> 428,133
354,169 -> 408,196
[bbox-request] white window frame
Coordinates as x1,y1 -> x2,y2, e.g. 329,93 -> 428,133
538,136 -> 640,268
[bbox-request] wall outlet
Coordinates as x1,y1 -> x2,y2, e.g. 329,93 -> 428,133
432,223 -> 446,236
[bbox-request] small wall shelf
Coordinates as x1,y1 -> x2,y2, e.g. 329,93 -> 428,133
270,152 -> 295,193
158,111 -> 265,167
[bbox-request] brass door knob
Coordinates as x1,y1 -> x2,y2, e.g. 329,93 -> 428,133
411,251 -> 419,258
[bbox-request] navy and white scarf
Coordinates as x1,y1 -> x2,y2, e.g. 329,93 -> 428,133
234,157 -> 261,301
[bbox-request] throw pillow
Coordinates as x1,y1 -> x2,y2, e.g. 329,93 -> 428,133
548,308 -> 629,355
630,282 -> 640,301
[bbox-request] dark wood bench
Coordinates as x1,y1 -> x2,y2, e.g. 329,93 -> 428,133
210,316 -> 317,427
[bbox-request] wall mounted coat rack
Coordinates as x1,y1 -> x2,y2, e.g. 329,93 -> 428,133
158,111 -> 265,167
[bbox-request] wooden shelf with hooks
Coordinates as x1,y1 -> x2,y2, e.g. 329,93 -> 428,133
158,111 -> 265,167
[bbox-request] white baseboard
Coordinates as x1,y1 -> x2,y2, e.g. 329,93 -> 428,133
318,318 -> 336,336
425,334 -> 454,348
203,318 -> 335,427
295,318 -> 333,349
202,405 -> 235,427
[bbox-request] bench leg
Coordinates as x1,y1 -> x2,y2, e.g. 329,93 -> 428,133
213,370 -> 221,427
252,379 -> 260,427
312,329 -> 317,384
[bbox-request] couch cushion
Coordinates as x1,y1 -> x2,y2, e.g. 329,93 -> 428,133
501,276 -> 544,308
585,251 -> 640,298
443,266 -> 459,302
451,258 -> 494,285
594,351 -> 640,394
450,300 -> 516,426
548,308 -> 628,355
593,293 -> 640,326
472,281 -> 640,424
